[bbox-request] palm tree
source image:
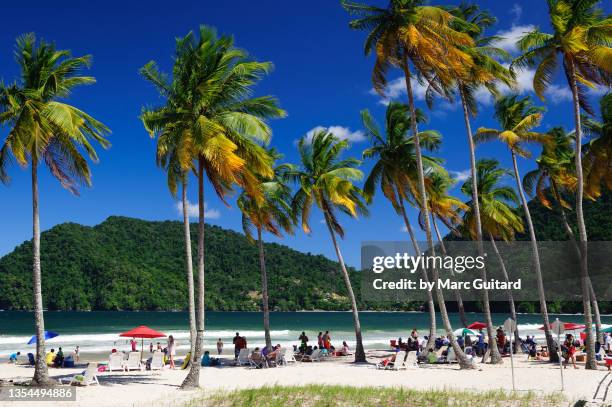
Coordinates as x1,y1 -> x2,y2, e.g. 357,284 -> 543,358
292,131 -> 369,362
238,153 -> 294,352
361,102 -> 442,349
0,34 -> 110,385
512,0 -> 611,369
420,170 -> 469,328
343,0 -> 477,369
474,95 -> 559,362
445,2 -> 517,363
141,26 -> 285,388
140,70 -> 197,360
523,127 -> 603,344
461,159 -> 524,346
582,93 -> 611,200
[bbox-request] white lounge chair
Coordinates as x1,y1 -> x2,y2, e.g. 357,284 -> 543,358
125,351 -> 143,371
237,348 -> 251,366
108,353 -> 125,372
377,351 -> 406,370
62,363 -> 99,386
447,347 -> 458,363
150,351 -> 164,370
404,351 -> 419,369
284,349 -> 298,364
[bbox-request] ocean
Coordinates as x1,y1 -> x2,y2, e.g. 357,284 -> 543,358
0,311 -> 609,357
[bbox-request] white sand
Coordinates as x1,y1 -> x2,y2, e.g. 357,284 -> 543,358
0,354 -> 610,407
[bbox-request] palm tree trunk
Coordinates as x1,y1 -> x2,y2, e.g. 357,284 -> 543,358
323,212 -> 366,363
431,215 -> 468,328
552,183 -> 603,344
510,152 -> 558,363
257,227 -> 272,351
403,63 -> 473,369
182,179 -> 196,360
459,86 -> 502,364
31,159 -> 51,386
568,60 -> 596,369
398,197 -> 437,351
489,234 -> 520,348
181,158 -> 205,389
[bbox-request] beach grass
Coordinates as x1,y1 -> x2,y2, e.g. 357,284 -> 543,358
187,385 -> 566,407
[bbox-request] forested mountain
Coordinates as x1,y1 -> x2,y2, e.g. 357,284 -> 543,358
1,189 -> 610,312
0,216 -> 365,311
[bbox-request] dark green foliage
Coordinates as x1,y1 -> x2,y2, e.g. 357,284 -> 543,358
0,216 -> 362,311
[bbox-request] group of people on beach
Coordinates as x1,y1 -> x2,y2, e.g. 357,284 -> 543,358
296,331 -> 350,357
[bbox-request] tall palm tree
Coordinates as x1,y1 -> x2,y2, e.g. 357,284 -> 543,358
512,0 -> 611,369
461,159 -> 524,345
474,95 -> 559,362
523,127 -> 603,344
141,26 -> 285,388
343,1 -> 477,369
582,93 -> 611,200
0,34 -> 110,385
361,102 -> 442,349
445,2 -> 516,363
420,170 -> 469,328
292,131 -> 369,362
238,153 -> 294,352
140,69 -> 197,360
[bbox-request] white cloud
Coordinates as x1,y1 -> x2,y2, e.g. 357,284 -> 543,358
545,84 -> 572,102
174,200 -> 220,219
492,25 -> 535,54
401,225 -> 408,233
301,125 -> 366,144
369,77 -> 428,105
510,4 -> 522,24
449,169 -> 471,183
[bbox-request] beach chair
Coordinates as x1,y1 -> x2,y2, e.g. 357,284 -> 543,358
62,363 -> 99,386
447,347 -> 458,363
249,351 -> 267,369
150,351 -> 164,370
237,348 -> 251,366
377,351 -> 406,370
125,351 -> 143,371
284,349 -> 298,364
302,349 -> 322,362
404,351 -> 419,369
108,352 -> 125,372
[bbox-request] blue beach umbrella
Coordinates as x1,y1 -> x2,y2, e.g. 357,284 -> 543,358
27,331 -> 59,345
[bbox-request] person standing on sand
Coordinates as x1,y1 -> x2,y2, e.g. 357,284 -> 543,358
74,346 -> 80,363
149,342 -> 153,353
233,332 -> 242,360
167,335 -> 176,369
299,332 -> 309,353
130,337 -> 137,352
217,338 -> 223,355
317,332 -> 323,348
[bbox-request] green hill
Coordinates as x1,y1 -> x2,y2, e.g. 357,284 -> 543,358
0,216 -> 365,311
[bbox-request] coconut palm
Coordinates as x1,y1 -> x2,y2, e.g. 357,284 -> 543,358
474,95 -> 559,362
0,34 -> 110,385
445,2 -> 517,364
419,170 -> 469,328
140,69 -> 197,359
461,159 -> 524,345
238,153 -> 294,352
141,26 -> 285,388
512,0 -> 611,369
582,93 -> 611,199
292,131 -> 369,362
523,127 -> 604,344
343,0 -> 477,369
361,102 -> 442,348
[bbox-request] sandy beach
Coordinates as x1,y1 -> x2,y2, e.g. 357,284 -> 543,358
1,351 -> 610,407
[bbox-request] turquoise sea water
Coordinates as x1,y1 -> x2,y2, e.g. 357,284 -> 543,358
0,311 -> 609,356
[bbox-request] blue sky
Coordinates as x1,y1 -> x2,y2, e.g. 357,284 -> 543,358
0,0 -> 609,267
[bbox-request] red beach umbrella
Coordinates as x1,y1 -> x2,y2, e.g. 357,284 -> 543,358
538,322 -> 585,331
467,322 -> 487,330
119,325 -> 166,359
